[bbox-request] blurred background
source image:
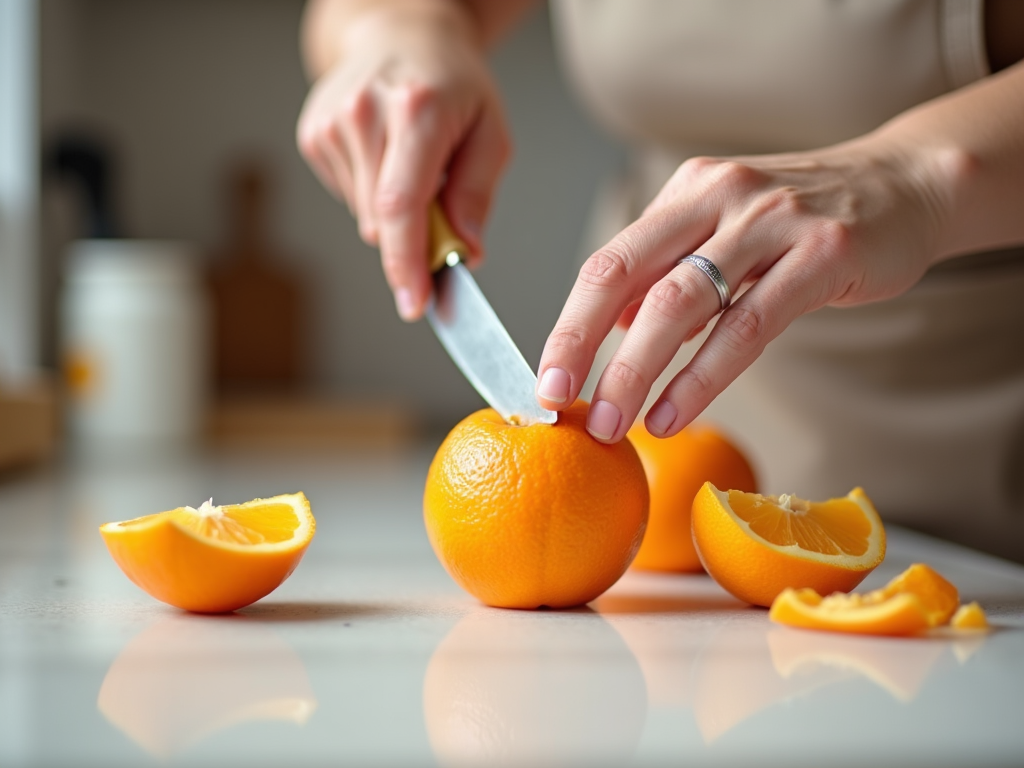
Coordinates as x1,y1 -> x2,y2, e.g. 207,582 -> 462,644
0,0 -> 625,464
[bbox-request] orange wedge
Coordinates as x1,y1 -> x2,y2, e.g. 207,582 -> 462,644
100,493 -> 314,613
691,483 -> 885,607
769,563 -> 960,636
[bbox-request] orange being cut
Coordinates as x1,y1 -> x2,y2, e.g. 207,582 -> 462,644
100,493 -> 314,613
423,402 -> 649,609
627,423 -> 757,573
692,483 -> 885,607
769,563 -> 962,636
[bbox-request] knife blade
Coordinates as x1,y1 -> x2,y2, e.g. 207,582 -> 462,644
425,203 -> 556,426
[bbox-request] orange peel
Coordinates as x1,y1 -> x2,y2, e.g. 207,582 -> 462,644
769,563 -> 962,636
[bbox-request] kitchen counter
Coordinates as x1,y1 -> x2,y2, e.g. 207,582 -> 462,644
2,444 -> 1023,768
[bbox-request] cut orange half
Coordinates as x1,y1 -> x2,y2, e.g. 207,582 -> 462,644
691,483 -> 885,607
769,563 -> 960,636
100,493 -> 314,613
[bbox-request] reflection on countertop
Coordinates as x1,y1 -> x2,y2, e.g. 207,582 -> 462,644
97,614 -> 316,758
2,447 -> 1023,767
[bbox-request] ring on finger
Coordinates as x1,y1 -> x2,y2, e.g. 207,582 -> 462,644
678,254 -> 731,311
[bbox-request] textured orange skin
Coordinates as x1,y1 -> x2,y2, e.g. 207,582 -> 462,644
424,402 -> 649,609
627,423 -> 756,573
100,515 -> 312,614
692,484 -> 884,608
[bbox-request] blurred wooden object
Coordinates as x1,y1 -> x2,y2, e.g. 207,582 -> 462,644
0,377 -> 57,470
208,163 -> 304,391
207,396 -> 420,450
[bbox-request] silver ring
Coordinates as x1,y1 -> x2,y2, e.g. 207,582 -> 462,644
679,254 -> 731,311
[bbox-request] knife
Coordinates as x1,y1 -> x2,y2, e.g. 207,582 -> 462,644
425,202 -> 556,426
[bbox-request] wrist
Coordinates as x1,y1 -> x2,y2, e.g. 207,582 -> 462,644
340,1 -> 481,62
867,122 -> 979,267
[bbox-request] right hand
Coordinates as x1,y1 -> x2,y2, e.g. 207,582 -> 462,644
297,5 -> 511,320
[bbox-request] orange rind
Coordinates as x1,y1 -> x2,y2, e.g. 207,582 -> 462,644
626,423 -> 756,573
769,563 -> 967,636
692,483 -> 886,607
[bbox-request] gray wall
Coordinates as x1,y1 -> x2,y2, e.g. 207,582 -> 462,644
39,0 -> 624,427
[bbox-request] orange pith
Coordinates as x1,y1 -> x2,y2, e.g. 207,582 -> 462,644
100,493 -> 314,614
769,563 -> 965,636
423,402 -> 649,609
627,423 -> 756,573
692,483 -> 885,607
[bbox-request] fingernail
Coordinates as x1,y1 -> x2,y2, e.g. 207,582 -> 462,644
588,400 -> 622,441
646,400 -> 678,436
395,289 -> 418,321
537,367 -> 570,403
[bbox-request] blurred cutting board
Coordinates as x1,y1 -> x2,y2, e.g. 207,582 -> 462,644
0,377 -> 56,471
208,163 -> 304,392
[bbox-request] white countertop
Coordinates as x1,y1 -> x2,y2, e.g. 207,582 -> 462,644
2,444 -> 1023,768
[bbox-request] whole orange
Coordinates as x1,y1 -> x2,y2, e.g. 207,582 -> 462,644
424,402 -> 649,609
627,423 -> 757,572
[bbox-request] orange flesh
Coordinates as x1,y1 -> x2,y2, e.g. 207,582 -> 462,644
728,491 -> 871,556
951,602 -> 989,630
169,503 -> 300,545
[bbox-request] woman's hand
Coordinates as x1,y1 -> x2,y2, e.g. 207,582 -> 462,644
535,134 -> 962,443
297,2 -> 511,320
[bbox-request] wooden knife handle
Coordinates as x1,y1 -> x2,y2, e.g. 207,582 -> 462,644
428,201 -> 469,273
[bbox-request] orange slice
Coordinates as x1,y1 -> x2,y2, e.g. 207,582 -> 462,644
691,483 -> 886,607
951,601 -> 989,631
100,493 -> 314,613
769,563 -> 960,636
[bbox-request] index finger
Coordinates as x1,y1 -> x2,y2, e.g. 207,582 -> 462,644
535,204 -> 713,409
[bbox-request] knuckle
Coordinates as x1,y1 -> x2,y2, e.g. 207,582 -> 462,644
602,359 -> 647,393
374,186 -> 423,219
578,244 -> 635,291
340,89 -> 374,126
684,362 -> 717,400
545,325 -> 593,359
296,125 -> 319,161
394,82 -> 440,121
680,155 -> 717,178
646,276 -> 701,323
712,160 -> 760,191
717,304 -> 769,352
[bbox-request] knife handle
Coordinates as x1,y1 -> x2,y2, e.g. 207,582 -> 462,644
428,201 -> 469,273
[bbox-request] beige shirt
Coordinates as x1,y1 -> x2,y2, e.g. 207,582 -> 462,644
550,0 -> 1024,560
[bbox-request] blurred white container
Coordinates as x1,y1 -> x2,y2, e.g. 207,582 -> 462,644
61,240 -> 208,447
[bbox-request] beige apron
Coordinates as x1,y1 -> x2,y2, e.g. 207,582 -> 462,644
550,0 -> 1024,560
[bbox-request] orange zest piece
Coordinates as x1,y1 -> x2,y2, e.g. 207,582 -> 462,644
100,493 -> 314,613
769,563 -> 962,636
691,483 -> 885,607
951,601 -> 989,631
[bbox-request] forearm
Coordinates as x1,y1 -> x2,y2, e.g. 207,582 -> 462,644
301,0 -> 538,78
875,59 -> 1024,262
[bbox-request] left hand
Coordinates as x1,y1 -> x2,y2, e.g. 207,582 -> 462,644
534,134 -> 952,443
